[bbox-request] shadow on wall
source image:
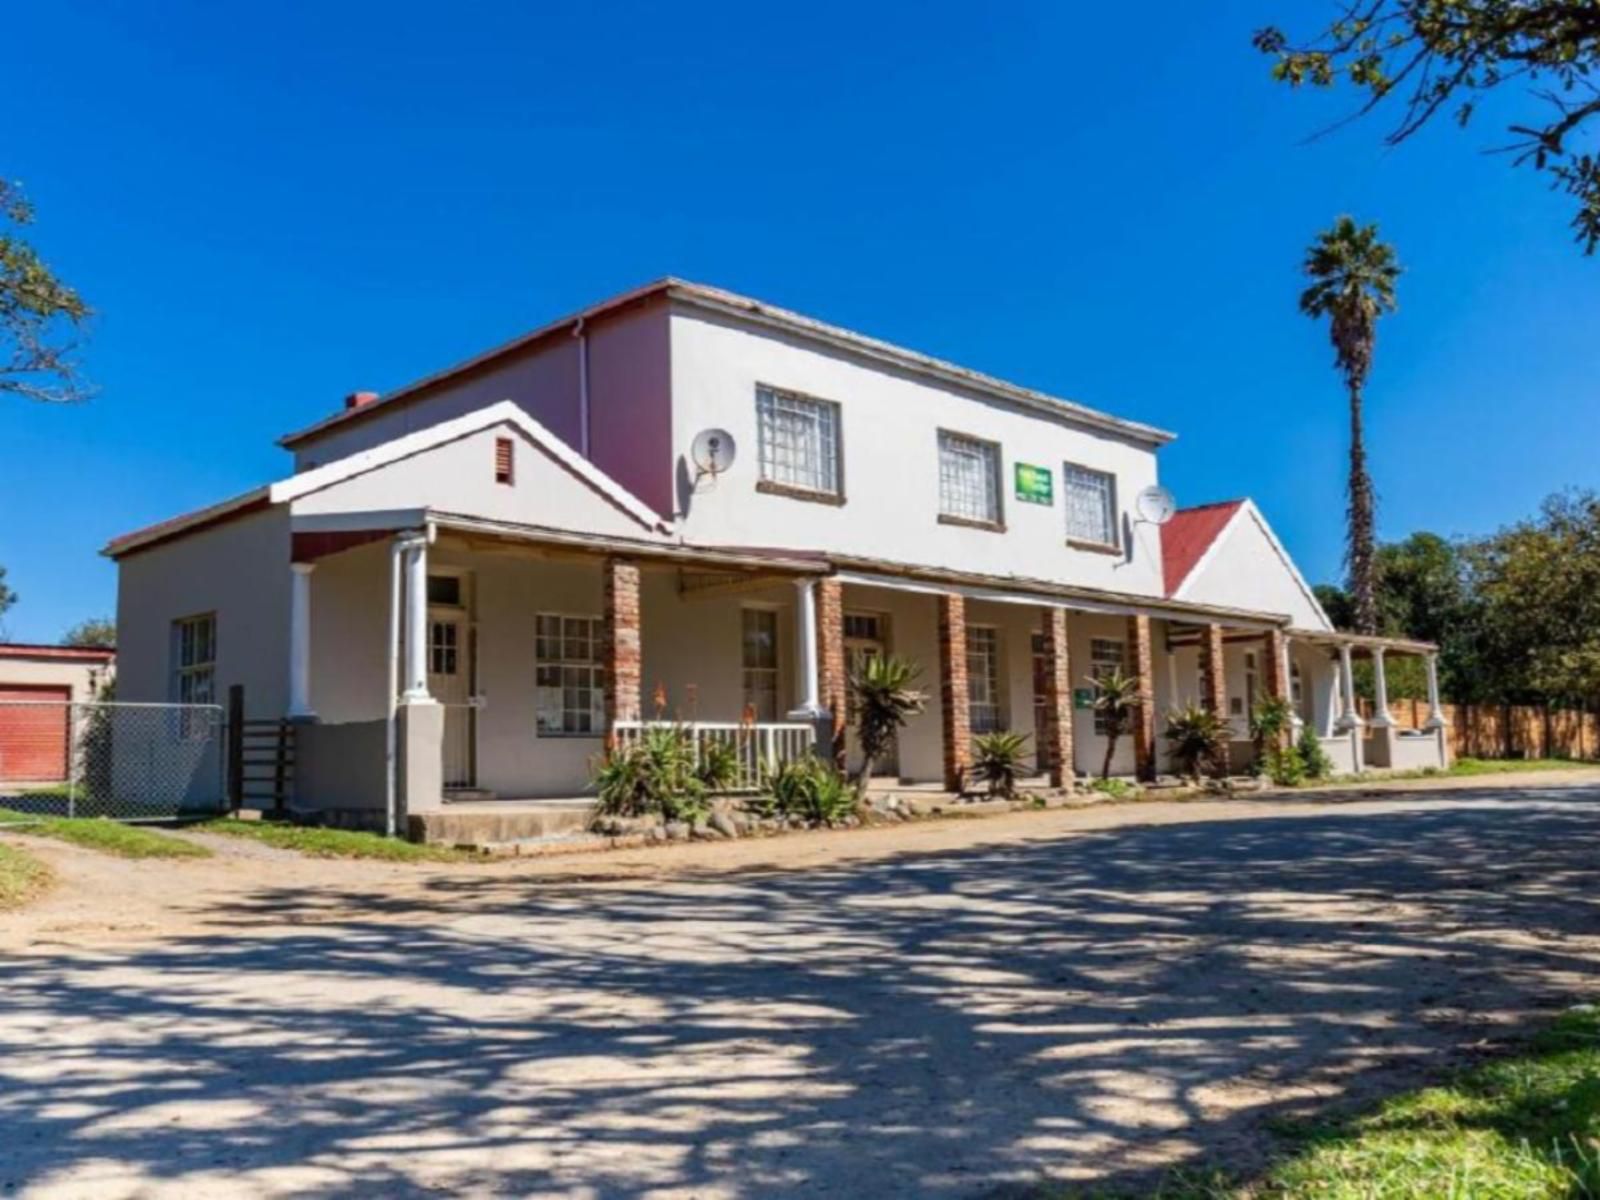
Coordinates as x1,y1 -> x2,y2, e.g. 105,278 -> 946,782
4,790 -> 1600,1195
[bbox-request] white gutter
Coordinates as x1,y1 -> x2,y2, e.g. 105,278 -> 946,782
385,535 -> 406,838
573,316 -> 590,458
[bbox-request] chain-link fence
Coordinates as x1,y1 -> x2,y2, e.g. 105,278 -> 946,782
0,701 -> 227,823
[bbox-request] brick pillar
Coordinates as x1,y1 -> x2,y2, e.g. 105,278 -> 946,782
1038,606 -> 1074,787
602,557 -> 642,745
816,576 -> 847,768
1199,622 -> 1230,775
1127,614 -> 1157,782
938,592 -> 970,792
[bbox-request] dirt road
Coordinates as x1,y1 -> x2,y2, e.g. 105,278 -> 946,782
4,772 -> 1599,1196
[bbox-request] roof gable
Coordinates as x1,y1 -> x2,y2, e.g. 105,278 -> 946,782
275,401 -> 673,539
1165,499 -> 1332,631
1161,501 -> 1243,597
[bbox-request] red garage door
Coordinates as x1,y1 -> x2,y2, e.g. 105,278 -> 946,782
0,686 -> 71,782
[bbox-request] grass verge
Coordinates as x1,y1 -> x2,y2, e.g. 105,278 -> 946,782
1053,1006 -> 1600,1198
0,841 -> 53,909
192,818 -> 478,862
0,808 -> 211,859
1444,756 -> 1594,776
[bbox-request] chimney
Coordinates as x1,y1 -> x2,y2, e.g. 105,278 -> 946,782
344,391 -> 379,410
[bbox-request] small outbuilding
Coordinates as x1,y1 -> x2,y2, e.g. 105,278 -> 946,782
0,644 -> 115,784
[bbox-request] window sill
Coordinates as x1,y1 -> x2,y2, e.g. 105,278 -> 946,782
1066,538 -> 1122,556
536,731 -> 605,740
938,514 -> 1006,534
756,480 -> 846,506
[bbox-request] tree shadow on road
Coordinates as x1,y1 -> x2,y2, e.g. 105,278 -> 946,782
3,789 -> 1600,1196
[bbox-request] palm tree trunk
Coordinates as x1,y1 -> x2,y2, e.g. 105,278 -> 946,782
1101,728 -> 1118,780
1347,379 -> 1379,634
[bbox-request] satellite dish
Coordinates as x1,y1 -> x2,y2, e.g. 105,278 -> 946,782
1136,485 -> 1177,526
690,428 -> 737,478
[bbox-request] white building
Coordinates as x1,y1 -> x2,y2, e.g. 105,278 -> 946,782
106,279 -> 1447,833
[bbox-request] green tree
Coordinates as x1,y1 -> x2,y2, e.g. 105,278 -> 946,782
1466,490 -> 1600,705
1299,216 -> 1401,635
61,617 -> 115,648
1256,3 -> 1600,253
2,179 -> 90,404
1314,582 -> 1355,631
0,566 -> 14,620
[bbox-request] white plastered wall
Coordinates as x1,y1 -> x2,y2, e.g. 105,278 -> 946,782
0,656 -> 113,703
669,307 -> 1168,595
114,506 -> 292,720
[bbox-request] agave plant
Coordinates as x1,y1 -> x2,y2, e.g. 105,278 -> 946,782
849,655 -> 926,794
971,730 -> 1031,799
1090,667 -> 1142,780
1164,703 -> 1233,782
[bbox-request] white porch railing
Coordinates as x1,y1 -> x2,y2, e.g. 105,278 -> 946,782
611,720 -> 816,793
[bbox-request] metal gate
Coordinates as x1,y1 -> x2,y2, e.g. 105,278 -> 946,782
0,701 -> 227,822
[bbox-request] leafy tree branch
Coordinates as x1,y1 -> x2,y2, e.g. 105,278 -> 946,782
1,179 -> 91,403
1257,2 -> 1600,252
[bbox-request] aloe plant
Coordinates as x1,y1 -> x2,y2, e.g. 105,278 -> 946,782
971,730 -> 1031,799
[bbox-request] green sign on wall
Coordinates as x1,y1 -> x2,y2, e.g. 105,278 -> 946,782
1072,687 -> 1095,710
1015,462 -> 1054,505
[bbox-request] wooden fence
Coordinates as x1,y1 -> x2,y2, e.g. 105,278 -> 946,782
1356,697 -> 1598,761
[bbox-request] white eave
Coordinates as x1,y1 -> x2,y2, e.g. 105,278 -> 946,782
270,400 -> 673,535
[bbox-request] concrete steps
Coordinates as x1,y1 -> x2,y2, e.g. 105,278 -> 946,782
409,803 -> 592,845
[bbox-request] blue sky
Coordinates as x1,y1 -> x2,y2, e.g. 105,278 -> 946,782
5,1 -> 1596,642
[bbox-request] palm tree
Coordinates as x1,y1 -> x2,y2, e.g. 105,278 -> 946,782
1090,668 -> 1142,780
1299,216 -> 1400,635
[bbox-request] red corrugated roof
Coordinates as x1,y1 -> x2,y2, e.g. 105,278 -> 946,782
1161,500 -> 1244,597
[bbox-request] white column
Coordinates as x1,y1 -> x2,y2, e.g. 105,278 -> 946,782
1369,646 -> 1394,727
1334,643 -> 1363,733
787,578 -> 823,718
1423,653 -> 1447,730
401,538 -> 433,703
287,562 -> 316,720
1283,635 -> 1305,737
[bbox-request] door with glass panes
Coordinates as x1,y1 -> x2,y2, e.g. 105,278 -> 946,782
426,573 -> 475,789
844,611 -> 897,777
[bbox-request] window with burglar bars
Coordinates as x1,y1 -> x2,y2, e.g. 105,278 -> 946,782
967,625 -> 1003,734
756,385 -> 841,497
535,614 -> 605,735
1064,463 -> 1118,547
938,431 -> 1001,524
1090,637 -> 1126,736
741,608 -> 780,721
171,613 -> 216,706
